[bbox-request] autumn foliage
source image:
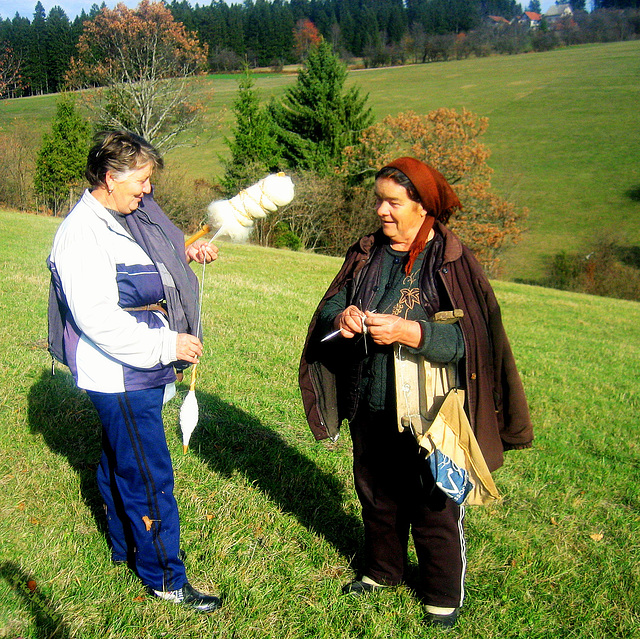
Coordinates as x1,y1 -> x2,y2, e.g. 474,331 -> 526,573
0,44 -> 22,99
342,109 -> 526,275
66,0 -> 208,151
293,19 -> 323,61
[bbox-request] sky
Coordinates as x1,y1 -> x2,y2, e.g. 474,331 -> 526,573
1,0 -> 159,20
0,0 -> 558,22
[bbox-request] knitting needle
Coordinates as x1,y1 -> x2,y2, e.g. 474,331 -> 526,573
320,329 -> 341,342
320,309 -> 376,344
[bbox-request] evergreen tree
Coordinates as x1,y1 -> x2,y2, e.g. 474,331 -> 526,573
72,11 -> 89,41
594,0 -> 639,7
527,0 -> 542,13
89,4 -> 106,18
271,0 -> 295,63
269,41 -> 373,176
34,95 -> 91,215
45,6 -> 74,93
385,0 -> 408,44
359,6 -> 382,52
243,0 -> 293,66
222,66 -> 282,194
25,1 -> 48,93
487,0 -> 523,18
225,4 -> 246,54
3,15 -> 30,96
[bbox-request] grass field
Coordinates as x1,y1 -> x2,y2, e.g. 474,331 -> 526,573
0,208 -> 639,638
2,41 -> 639,282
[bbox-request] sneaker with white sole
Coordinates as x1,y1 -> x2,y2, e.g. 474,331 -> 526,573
151,582 -> 221,613
425,607 -> 459,629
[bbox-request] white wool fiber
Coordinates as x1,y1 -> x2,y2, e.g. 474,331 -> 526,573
263,174 -> 295,206
180,390 -> 199,447
206,173 -> 295,243
238,191 -> 268,219
207,200 -> 253,242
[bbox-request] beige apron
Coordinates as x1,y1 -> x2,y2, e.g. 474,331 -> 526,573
394,343 -> 500,506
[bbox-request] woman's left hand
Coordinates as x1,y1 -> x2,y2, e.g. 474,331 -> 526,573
364,311 -> 422,348
186,240 -> 218,264
176,333 -> 203,364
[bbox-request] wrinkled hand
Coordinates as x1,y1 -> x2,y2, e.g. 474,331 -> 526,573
364,312 -> 422,348
335,305 -> 366,339
186,240 -> 218,264
176,333 -> 203,364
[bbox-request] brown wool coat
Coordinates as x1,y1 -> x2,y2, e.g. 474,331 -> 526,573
298,222 -> 533,473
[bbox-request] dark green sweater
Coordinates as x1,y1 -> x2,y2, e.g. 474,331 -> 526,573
318,244 -> 465,412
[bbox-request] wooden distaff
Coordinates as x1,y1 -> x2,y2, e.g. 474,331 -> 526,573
185,224 -> 211,248
179,225 -> 211,454
179,173 -> 295,452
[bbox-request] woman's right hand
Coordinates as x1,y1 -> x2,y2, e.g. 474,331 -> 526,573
335,305 -> 366,339
176,333 -> 203,364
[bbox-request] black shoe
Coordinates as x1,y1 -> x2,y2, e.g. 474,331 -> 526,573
425,608 -> 459,629
341,580 -> 383,595
150,582 -> 221,613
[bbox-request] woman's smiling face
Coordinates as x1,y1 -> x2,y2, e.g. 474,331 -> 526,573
108,163 -> 154,214
374,177 -> 426,250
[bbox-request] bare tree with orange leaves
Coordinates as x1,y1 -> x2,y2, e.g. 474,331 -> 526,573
66,0 -> 208,151
293,19 -> 323,62
0,44 -> 22,99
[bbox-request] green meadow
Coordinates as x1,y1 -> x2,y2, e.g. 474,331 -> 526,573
0,41 -> 639,281
1,208 -> 639,638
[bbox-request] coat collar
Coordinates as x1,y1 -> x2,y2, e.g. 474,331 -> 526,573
435,220 -> 463,264
358,223 -> 463,265
79,189 -> 133,239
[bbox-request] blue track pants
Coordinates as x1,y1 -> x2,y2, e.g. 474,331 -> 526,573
88,387 -> 187,591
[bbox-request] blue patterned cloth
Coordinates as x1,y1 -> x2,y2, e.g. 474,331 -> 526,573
428,448 -> 474,505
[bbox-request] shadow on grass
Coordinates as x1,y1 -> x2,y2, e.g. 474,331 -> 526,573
27,368 -> 106,537
186,390 -> 363,561
617,244 -> 640,269
27,368 -> 363,569
625,185 -> 640,202
0,561 -> 71,639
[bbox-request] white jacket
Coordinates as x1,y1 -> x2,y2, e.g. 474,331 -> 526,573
49,190 -> 178,393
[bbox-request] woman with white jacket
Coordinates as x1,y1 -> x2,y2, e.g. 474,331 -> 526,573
48,131 -> 220,612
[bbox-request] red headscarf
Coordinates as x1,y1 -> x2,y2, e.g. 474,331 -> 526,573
382,157 -> 461,274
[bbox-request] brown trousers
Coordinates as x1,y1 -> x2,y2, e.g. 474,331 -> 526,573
350,408 -> 466,608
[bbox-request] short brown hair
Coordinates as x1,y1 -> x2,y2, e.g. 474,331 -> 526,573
85,130 -> 163,188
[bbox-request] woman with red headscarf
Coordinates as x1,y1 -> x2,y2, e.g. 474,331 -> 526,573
299,158 -> 532,628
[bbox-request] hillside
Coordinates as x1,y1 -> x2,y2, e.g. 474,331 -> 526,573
1,40 -> 639,281
1,208 -> 639,637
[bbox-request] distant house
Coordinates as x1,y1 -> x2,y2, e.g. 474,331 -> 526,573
488,15 -> 511,26
519,11 -> 542,28
545,3 -> 573,23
